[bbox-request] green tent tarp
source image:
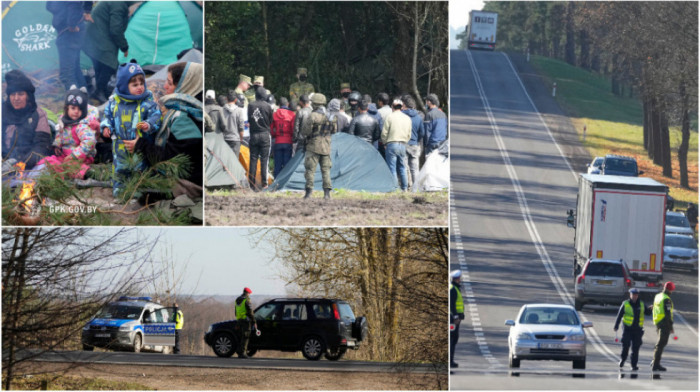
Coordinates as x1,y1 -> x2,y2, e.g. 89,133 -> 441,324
205,132 -> 249,189
268,133 -> 397,192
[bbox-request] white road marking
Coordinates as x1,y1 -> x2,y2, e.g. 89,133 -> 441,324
465,49 -> 619,364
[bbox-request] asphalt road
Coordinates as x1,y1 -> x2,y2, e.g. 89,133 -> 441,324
449,48 -> 698,390
19,349 -> 437,374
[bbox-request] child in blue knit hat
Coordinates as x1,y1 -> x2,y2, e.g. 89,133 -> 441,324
100,59 -> 161,198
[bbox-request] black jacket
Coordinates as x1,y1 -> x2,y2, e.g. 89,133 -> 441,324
347,112 -> 380,144
248,100 -> 273,134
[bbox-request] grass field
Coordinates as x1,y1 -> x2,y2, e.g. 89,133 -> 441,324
5,373 -> 152,390
529,55 -> 698,205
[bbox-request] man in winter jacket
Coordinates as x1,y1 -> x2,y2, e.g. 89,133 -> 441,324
401,96 -> 425,189
205,90 -> 226,134
328,99 -> 349,134
247,88 -> 273,190
223,92 -> 245,158
424,94 -> 447,155
347,100 -> 380,145
46,1 -> 93,90
271,97 -> 295,177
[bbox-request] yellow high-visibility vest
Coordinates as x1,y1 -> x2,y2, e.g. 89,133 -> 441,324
622,300 -> 644,327
451,284 -> 464,314
236,298 -> 249,320
174,310 -> 184,330
653,292 -> 673,325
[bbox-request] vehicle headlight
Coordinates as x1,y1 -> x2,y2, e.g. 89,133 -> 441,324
515,332 -> 532,340
569,333 -> 585,341
83,324 -> 90,331
119,324 -> 132,331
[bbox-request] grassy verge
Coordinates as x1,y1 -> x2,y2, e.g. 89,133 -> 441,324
529,55 -> 698,206
5,373 -> 152,390
208,188 -> 449,202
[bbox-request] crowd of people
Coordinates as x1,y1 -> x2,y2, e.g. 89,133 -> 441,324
205,67 -> 448,196
2,1 -> 203,203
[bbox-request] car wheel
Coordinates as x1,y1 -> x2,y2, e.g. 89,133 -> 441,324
573,358 -> 586,369
212,332 -> 236,357
82,344 -> 94,351
132,334 -> 142,353
509,352 -> 520,368
574,299 -> 583,311
301,336 -> 325,360
324,347 -> 347,361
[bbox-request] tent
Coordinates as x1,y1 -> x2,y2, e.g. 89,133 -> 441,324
269,133 -> 396,192
2,1 -> 202,79
239,144 -> 274,186
117,1 -> 202,66
205,132 -> 248,189
412,141 -> 448,192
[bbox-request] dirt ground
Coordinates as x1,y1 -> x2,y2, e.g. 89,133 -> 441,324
205,191 -> 448,226
15,361 -> 446,390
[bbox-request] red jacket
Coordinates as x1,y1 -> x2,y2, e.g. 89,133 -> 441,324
271,107 -> 295,144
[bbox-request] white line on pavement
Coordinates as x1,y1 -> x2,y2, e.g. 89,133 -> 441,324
465,49 -> 619,364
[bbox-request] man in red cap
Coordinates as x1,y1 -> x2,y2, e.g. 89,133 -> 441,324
651,281 -> 675,371
235,287 -> 256,358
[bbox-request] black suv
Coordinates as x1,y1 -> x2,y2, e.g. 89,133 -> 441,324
204,298 -> 368,361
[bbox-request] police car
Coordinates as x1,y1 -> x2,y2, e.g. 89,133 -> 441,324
81,296 -> 176,353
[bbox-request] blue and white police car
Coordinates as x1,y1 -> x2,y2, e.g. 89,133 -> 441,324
81,296 -> 176,353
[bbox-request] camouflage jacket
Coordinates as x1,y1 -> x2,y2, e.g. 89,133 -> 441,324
301,107 -> 337,155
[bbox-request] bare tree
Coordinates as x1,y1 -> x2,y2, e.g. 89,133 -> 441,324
1,228 -> 162,390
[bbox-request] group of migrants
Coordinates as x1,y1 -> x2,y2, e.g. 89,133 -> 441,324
205,67 -> 448,198
2,1 -> 203,203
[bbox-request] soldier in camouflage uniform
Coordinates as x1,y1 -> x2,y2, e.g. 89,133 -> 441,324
339,82 -> 352,106
301,93 -> 337,200
289,67 -> 315,108
234,74 -> 252,109
245,75 -> 264,108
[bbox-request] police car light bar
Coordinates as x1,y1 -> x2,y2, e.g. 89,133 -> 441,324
118,296 -> 152,302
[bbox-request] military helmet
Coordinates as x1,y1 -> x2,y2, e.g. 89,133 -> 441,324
311,93 -> 327,105
348,91 -> 361,103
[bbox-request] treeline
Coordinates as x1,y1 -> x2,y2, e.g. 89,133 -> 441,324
465,1 -> 697,187
205,1 -> 448,112
260,227 -> 448,389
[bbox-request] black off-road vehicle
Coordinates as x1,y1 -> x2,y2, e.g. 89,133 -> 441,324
204,298 -> 368,360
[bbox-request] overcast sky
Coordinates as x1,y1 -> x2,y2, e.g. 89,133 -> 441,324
137,228 -> 288,296
450,0 -> 485,30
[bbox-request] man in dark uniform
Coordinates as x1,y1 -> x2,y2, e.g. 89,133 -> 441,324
613,288 -> 645,370
173,303 -> 183,354
235,287 -> 256,358
450,269 -> 464,369
652,281 -> 675,371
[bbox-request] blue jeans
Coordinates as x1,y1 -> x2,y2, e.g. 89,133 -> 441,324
385,142 -> 408,191
56,26 -> 86,90
273,143 -> 292,177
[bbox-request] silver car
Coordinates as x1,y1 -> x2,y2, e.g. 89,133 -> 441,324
574,258 -> 632,310
666,211 -> 694,236
664,233 -> 698,271
586,157 -> 603,174
505,304 -> 592,369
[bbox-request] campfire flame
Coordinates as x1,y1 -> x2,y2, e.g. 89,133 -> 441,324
14,162 -> 36,212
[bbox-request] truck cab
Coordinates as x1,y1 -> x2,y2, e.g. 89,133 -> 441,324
81,296 -> 176,353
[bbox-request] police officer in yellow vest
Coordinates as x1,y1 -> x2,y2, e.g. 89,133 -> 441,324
173,303 -> 184,354
235,287 -> 256,358
613,288 -> 645,370
450,269 -> 464,369
651,281 -> 675,371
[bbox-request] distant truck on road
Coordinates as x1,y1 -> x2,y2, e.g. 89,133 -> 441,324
467,10 -> 498,50
567,174 -> 668,296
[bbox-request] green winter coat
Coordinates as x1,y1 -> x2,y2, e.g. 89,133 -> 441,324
83,1 -> 131,69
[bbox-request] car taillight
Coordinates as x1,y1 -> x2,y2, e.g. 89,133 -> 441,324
332,303 -> 340,320
577,275 -> 585,284
647,281 -> 658,287
625,278 -> 632,287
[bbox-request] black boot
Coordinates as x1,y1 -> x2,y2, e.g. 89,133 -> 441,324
304,188 -> 312,199
323,188 -> 331,200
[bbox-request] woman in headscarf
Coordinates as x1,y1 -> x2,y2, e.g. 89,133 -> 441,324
2,70 -> 52,171
124,61 -> 203,198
